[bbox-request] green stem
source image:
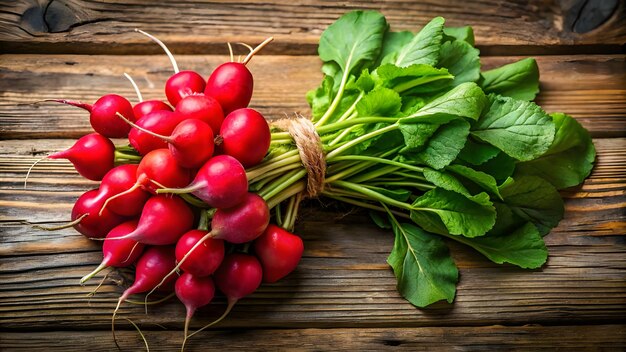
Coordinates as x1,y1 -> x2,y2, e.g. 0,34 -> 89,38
180,194 -> 210,208
316,117 -> 398,134
336,91 -> 363,123
270,138 -> 293,145
331,155 -> 424,173
328,124 -> 356,147
259,169 -> 307,201
246,154 -> 301,180
249,163 -> 302,184
275,202 -> 283,227
325,147 -> 401,183
282,196 -> 296,230
367,181 -> 434,190
326,124 -> 398,160
198,211 -> 209,231
348,165 -> 399,184
330,180 -> 413,211
394,74 -> 454,93
114,150 -> 142,161
322,192 -> 411,220
266,182 -> 305,209
315,66 -> 351,126
392,171 -> 429,182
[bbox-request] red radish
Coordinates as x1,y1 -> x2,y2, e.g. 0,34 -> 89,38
72,189 -> 125,239
204,37 -> 273,114
106,195 -> 194,245
175,230 -> 224,277
146,193 -> 269,298
219,108 -> 271,167
25,133 -> 114,183
186,253 -> 262,339
99,148 -> 191,213
204,63 -> 253,115
175,273 -> 215,350
112,246 -> 177,345
135,29 -> 205,106
122,247 -> 178,298
134,100 -> 173,119
175,94 -> 224,134
215,253 -> 263,301
166,71 -> 206,107
49,94 -> 135,138
157,155 -> 247,209
80,220 -> 145,284
128,110 -> 184,155
254,224 -> 304,283
209,193 -> 270,243
118,114 -> 215,169
123,72 -> 173,119
91,164 -> 150,217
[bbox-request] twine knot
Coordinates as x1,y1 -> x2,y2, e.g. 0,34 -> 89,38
272,114 -> 325,197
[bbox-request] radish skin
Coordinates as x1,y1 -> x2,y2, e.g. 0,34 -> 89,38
80,220 -> 145,284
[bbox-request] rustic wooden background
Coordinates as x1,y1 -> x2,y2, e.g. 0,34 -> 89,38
1,0 -> 625,350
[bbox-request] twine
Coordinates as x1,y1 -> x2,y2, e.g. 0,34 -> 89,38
272,114 -> 326,197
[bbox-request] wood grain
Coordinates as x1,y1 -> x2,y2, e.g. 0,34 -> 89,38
0,54 -> 624,140
0,138 -> 624,330
0,2 -> 624,348
0,0 -> 624,55
1,325 -> 625,351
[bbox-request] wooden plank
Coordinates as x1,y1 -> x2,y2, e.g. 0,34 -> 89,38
0,138 -> 624,329
0,54 -> 624,139
0,0 -> 624,55
1,137 -> 623,223
1,325 -> 625,351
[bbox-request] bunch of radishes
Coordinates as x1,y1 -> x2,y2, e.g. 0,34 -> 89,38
31,30 -> 304,349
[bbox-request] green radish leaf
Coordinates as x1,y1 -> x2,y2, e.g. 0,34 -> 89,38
472,151 -> 517,182
387,222 -> 458,307
401,82 -> 488,124
369,210 -> 391,229
471,94 -> 555,161
446,164 -> 502,199
480,58 -> 539,101
400,96 -> 427,115
422,168 -> 471,197
306,75 -> 335,119
411,188 -> 496,237
415,119 -> 470,170
356,87 -> 402,117
443,26 -> 475,45
321,62 -> 342,90
377,30 -> 414,66
376,64 -> 454,94
361,129 -> 405,156
355,69 -> 376,92
437,40 -> 480,86
391,17 -> 445,67
319,11 -> 388,75
457,139 -> 500,165
499,176 -> 564,235
516,113 -> 596,189
463,222 -> 548,269
398,123 -> 439,153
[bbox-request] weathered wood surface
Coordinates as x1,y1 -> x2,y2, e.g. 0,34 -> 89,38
0,138 -> 624,331
1,325 -> 625,351
1,1 -> 625,350
1,54 -> 625,139
1,0 -> 625,55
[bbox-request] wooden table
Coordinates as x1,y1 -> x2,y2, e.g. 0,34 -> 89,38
1,1 -> 625,350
